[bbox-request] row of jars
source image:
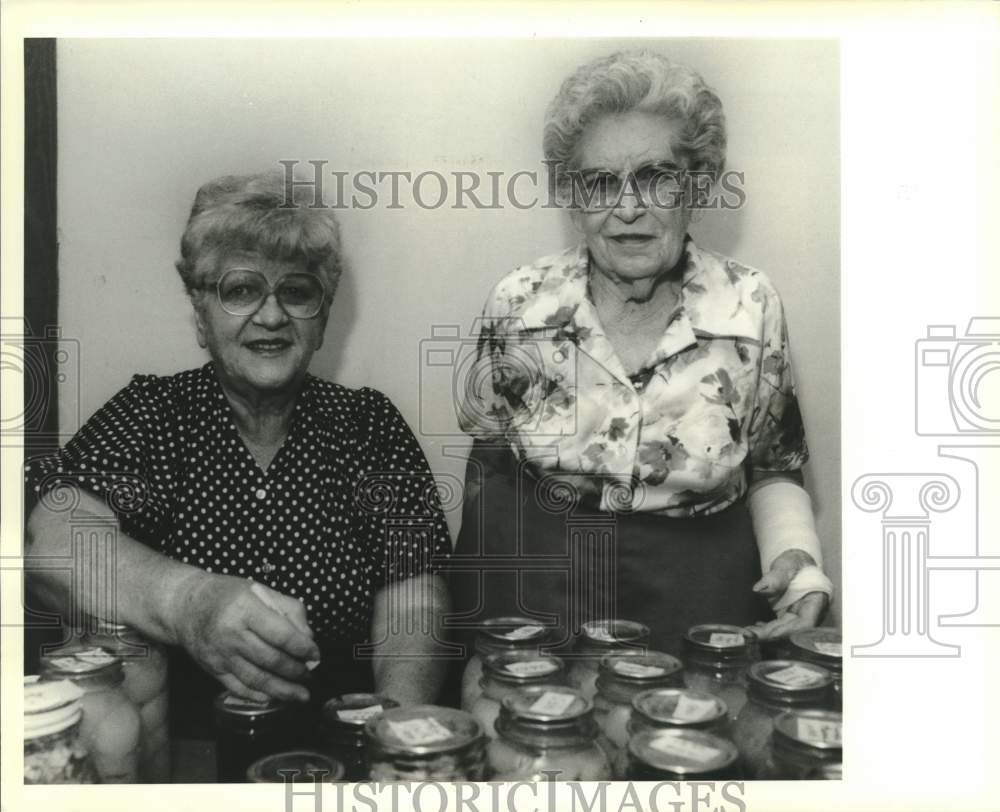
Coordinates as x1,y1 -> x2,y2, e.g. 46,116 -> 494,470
24,621 -> 170,784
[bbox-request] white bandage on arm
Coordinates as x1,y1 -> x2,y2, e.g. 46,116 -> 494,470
748,478 -> 824,573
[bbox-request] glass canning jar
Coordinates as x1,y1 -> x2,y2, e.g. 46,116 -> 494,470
730,660 -> 834,779
213,691 -> 298,783
247,750 -> 345,783
789,629 -> 843,710
470,652 -> 566,740
626,728 -> 741,781
24,677 -> 99,784
566,619 -> 650,702
461,617 -> 553,711
365,705 -> 486,781
770,709 -> 842,780
40,645 -> 141,783
83,621 -> 170,782
682,624 -> 758,720
486,685 -> 612,781
319,693 -> 399,781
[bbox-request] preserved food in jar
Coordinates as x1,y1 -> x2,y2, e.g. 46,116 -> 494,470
366,705 -> 486,781
682,624 -> 757,720
789,629 -> 842,709
247,750 -> 345,783
461,617 -> 553,711
84,621 -> 170,782
470,652 -> 565,739
770,709 -> 842,779
731,660 -> 834,778
40,644 -> 141,783
566,619 -> 649,701
486,685 -> 611,781
24,677 -> 99,784
626,728 -> 740,780
214,691 -> 297,783
320,693 -> 399,781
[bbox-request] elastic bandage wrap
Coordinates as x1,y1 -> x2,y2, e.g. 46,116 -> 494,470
749,479 -> 833,613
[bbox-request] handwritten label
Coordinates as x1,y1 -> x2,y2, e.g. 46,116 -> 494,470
528,691 -> 577,716
336,705 -> 383,723
797,717 -> 842,746
768,665 -> 822,687
387,717 -> 453,746
502,625 -> 545,641
708,632 -> 745,647
505,660 -> 557,678
813,641 -> 842,657
614,661 -> 666,679
649,735 -> 721,763
672,694 -> 719,722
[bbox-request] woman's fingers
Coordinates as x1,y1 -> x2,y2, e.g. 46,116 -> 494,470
246,599 -> 320,663
216,673 -> 270,704
239,629 -> 310,681
227,653 -> 310,703
746,591 -> 828,639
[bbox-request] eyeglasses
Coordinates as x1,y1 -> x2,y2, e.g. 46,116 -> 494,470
567,161 -> 687,212
211,268 -> 327,319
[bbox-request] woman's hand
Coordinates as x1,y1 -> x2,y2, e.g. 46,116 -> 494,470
171,573 -> 320,703
745,548 -> 830,640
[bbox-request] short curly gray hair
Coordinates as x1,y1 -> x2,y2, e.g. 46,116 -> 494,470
544,50 -> 726,181
176,170 -> 343,301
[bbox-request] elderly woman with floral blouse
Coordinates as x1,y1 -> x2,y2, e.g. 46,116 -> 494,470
449,50 -> 833,656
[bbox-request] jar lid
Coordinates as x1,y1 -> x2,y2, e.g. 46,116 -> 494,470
322,693 -> 399,730
598,651 -> 683,685
246,751 -> 344,783
24,678 -> 84,739
577,619 -> 649,649
683,624 -> 756,659
747,660 -> 833,706
366,705 -> 484,757
484,652 -> 564,684
214,690 -> 286,719
789,629 -> 843,672
631,688 -> 728,727
773,709 -> 842,753
629,729 -> 739,776
501,685 -> 591,724
40,644 -> 125,685
476,617 -> 551,649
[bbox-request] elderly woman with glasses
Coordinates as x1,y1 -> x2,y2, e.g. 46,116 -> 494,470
450,51 -> 834,658
25,172 -> 452,728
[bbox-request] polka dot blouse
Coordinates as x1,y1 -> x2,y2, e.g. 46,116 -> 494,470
25,363 -> 453,641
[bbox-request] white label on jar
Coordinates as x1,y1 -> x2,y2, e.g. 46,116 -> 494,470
813,641 -> 842,657
387,717 -> 453,746
768,665 -> 822,687
223,695 -> 271,709
75,649 -> 116,666
649,735 -> 721,763
797,717 -> 842,745
613,661 -> 666,679
672,694 -> 718,721
501,625 -> 545,641
336,705 -> 383,722
587,625 -> 616,642
708,632 -> 745,647
47,657 -> 94,673
528,691 -> 577,716
505,660 -> 557,677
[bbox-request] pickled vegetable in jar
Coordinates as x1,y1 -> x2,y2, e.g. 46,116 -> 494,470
366,705 -> 486,781
486,685 -> 611,781
566,619 -> 649,701
24,677 -> 99,784
214,691 -> 297,783
461,617 -> 553,711
84,620 -> 170,782
247,750 -> 345,783
682,624 -> 758,720
730,660 -> 834,779
789,629 -> 843,710
626,728 -> 740,781
770,709 -> 842,780
320,693 -> 399,781
40,644 -> 141,783
470,652 -> 566,739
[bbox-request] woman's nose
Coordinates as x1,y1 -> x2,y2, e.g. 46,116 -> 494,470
613,189 -> 646,222
253,292 -> 290,326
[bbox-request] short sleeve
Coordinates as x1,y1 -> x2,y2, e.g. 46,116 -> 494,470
23,376 -> 173,545
355,390 -> 452,588
456,293 -> 517,441
746,284 -> 809,472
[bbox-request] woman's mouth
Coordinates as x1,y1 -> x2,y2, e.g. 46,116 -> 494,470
245,339 -> 291,355
609,234 -> 655,246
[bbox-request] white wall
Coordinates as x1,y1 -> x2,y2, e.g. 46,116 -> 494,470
56,38 -> 840,623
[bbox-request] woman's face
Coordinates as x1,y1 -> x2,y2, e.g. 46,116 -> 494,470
570,111 -> 692,283
193,250 -> 327,399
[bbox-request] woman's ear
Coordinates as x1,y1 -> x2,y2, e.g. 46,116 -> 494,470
192,296 -> 209,349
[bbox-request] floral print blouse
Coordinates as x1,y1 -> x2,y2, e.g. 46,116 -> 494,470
459,237 -> 809,517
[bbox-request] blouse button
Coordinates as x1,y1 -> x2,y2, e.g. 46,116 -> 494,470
255,488 -> 267,500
